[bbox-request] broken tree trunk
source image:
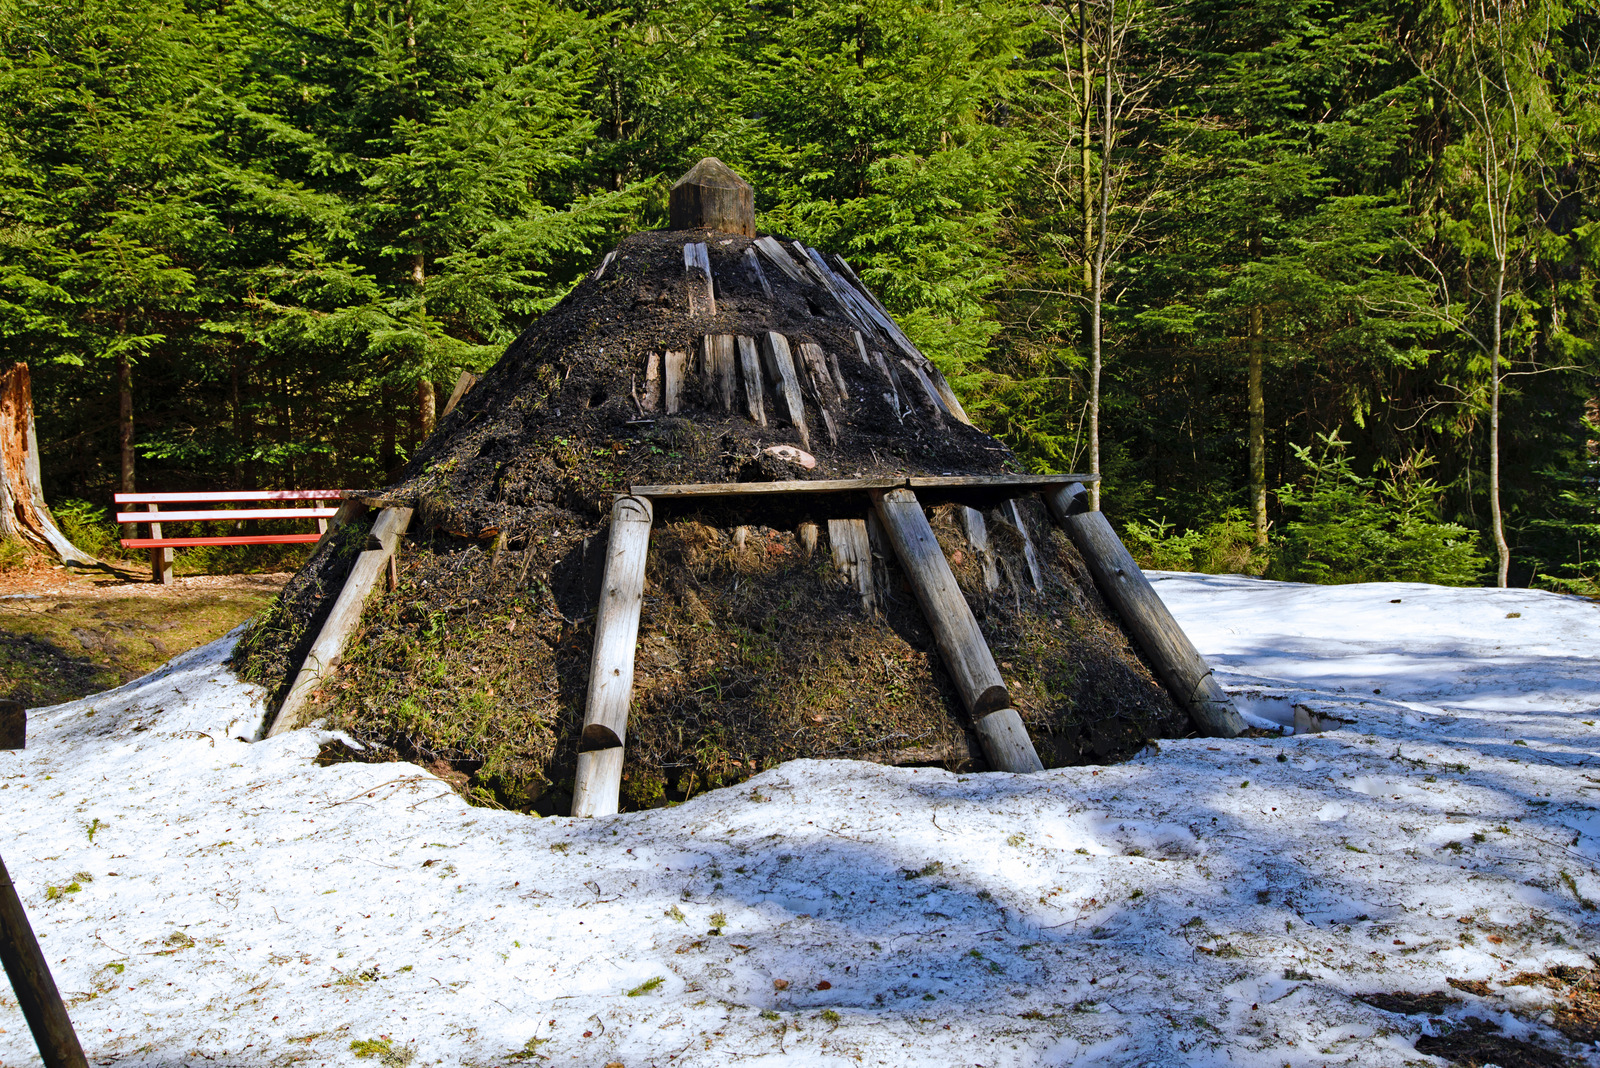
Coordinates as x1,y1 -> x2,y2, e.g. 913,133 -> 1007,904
0,851 -> 88,1068
1043,482 -> 1246,739
0,364 -> 100,567
571,494 -> 654,818
265,506 -> 414,738
872,488 -> 1043,773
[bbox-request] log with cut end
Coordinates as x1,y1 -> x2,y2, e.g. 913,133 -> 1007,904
571,494 -> 654,818
702,335 -> 736,411
760,332 -> 810,450
735,336 -> 765,426
0,852 -> 88,1068
265,506 -> 414,738
1044,484 -> 1245,739
0,363 -> 100,567
664,350 -> 688,414
827,518 -> 874,613
798,521 -> 818,558
683,243 -> 716,318
973,709 -> 1043,773
742,248 -> 774,301
872,488 -> 1042,773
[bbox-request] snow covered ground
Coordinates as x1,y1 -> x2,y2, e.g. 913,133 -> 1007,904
2,574 -> 1599,1067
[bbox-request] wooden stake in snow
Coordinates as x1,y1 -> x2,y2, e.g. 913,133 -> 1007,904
1044,482 -> 1246,739
0,700 -> 22,750
872,488 -> 1043,773
265,506 -> 414,739
760,332 -> 810,450
0,364 -> 99,567
683,243 -> 716,318
571,494 -> 654,818
0,852 -> 88,1068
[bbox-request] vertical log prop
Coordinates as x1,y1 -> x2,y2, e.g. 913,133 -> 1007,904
735,336 -> 765,426
702,334 -> 736,411
571,495 -> 654,818
0,363 -> 100,567
1044,482 -> 1246,739
760,332 -> 810,450
664,350 -> 688,414
827,518 -> 874,613
872,488 -> 1043,773
0,852 -> 88,1068
265,506 -> 414,738
683,243 -> 716,318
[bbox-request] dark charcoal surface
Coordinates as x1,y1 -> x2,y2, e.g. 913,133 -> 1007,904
234,227 -> 1195,812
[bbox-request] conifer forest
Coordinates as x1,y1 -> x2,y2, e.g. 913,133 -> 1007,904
1,0 -> 1595,591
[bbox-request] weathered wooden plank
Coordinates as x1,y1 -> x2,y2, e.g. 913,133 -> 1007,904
1004,500 -> 1043,591
664,350 -> 688,414
760,332 -> 810,450
570,494 -> 654,818
900,360 -> 947,420
827,347 -> 849,398
441,370 -> 479,419
0,852 -> 88,1068
702,334 -> 737,411
643,352 -> 662,413
827,518 -> 874,613
116,507 -> 340,524
114,489 -> 351,503
925,365 -> 973,426
735,336 -> 765,426
629,473 -> 1098,501
872,487 -> 1042,773
961,507 -> 1000,592
1044,484 -> 1246,739
742,247 -> 774,301
873,352 -> 906,420
754,236 -> 807,283
683,242 -> 716,318
796,342 -> 840,445
265,507 -> 414,739
830,254 -> 892,318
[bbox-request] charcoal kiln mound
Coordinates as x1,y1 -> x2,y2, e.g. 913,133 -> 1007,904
234,160 -> 1230,816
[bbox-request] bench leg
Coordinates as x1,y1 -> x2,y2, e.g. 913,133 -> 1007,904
148,508 -> 173,584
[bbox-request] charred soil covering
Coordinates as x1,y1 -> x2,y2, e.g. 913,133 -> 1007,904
234,228 -> 1194,813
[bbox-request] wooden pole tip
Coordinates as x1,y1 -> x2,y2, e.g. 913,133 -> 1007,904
669,158 -> 755,236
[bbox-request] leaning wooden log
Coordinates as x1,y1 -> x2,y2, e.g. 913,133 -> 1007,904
1003,500 -> 1043,591
0,699 -> 22,750
742,248 -> 774,301
735,336 -> 765,426
664,350 -> 688,414
754,236 -> 807,283
924,365 -> 973,426
310,498 -> 367,557
796,342 -> 841,444
591,250 -> 617,280
760,332 -> 810,450
265,507 -> 414,739
900,360 -> 947,421
441,371 -> 479,419
827,518 -> 874,613
0,852 -> 89,1068
0,363 -> 100,567
683,242 -> 716,318
1044,482 -> 1246,739
872,488 -> 1042,772
702,335 -> 737,411
571,494 -> 654,818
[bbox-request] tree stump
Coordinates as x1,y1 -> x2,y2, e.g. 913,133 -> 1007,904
0,364 -> 99,567
669,157 -> 755,236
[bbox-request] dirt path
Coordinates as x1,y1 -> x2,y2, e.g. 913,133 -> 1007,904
0,557 -> 286,707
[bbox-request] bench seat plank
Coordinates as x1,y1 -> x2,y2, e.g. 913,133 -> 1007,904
115,507 -> 340,524
120,534 -> 325,549
114,490 -> 353,504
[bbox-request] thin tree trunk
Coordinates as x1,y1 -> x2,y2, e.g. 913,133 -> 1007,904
1248,302 -> 1267,546
417,379 -> 436,441
116,314 -> 135,539
1079,0 -> 1095,494
381,385 -> 397,481
1489,264 -> 1510,587
1088,7 -> 1114,512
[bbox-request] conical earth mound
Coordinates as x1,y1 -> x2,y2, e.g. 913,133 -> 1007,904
234,225 -> 1189,814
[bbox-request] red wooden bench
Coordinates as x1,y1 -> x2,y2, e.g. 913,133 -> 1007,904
115,490 -> 353,584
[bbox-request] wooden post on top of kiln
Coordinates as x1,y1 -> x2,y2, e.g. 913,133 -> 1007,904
669,158 -> 755,236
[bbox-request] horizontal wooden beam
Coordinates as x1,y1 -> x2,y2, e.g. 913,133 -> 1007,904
114,490 -> 354,504
115,507 -> 339,524
120,533 -> 325,549
630,473 -> 1098,502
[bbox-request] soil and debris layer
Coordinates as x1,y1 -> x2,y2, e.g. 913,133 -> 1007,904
233,228 -> 1188,812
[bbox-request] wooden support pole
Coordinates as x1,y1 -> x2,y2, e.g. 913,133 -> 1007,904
735,336 -> 765,426
702,335 -> 736,411
0,699 -> 22,749
147,503 -> 173,585
0,852 -> 88,1068
827,518 -> 874,613
571,494 -> 654,818
760,332 -> 810,450
872,488 -> 1042,772
1043,483 -> 1246,739
664,350 -> 688,414
265,506 -> 414,739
